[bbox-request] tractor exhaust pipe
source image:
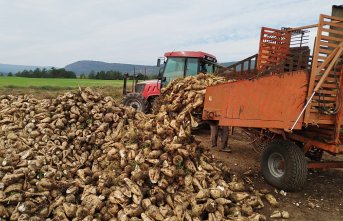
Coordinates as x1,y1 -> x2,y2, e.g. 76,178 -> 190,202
123,73 -> 128,95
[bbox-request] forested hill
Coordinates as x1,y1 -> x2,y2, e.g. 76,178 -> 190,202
0,63 -> 52,74
64,60 -> 160,76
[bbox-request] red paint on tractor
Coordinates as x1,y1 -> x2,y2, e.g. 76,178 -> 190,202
140,80 -> 161,99
164,51 -> 216,60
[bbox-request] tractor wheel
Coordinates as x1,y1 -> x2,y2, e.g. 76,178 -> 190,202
261,139 -> 307,191
122,93 -> 148,113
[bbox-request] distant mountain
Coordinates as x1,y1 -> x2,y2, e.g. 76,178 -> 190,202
65,60 -> 160,76
65,60 -> 242,76
220,61 -> 256,71
0,63 -> 52,74
0,60 -> 240,76
220,62 -> 236,67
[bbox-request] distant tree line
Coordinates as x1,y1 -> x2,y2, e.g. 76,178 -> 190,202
0,72 -> 14,76
86,70 -> 125,80
85,70 -> 152,80
0,68 -> 157,80
15,68 -> 77,78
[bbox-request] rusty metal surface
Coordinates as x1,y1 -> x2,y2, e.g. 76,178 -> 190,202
286,131 -> 343,154
203,71 -> 308,130
257,27 -> 291,72
307,161 -> 343,169
218,28 -> 311,81
304,14 -> 343,125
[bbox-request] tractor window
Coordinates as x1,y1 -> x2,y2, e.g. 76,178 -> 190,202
205,63 -> 214,73
200,62 -> 215,74
163,57 -> 185,83
185,58 -> 199,76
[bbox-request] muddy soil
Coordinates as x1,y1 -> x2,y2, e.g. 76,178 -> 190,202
194,128 -> 343,221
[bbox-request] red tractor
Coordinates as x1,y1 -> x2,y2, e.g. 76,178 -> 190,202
122,51 -> 219,112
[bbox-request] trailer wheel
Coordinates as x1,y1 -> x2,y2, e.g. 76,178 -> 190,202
261,140 -> 307,191
122,93 -> 148,113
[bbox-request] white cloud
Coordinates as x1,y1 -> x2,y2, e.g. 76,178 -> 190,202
0,0 -> 341,66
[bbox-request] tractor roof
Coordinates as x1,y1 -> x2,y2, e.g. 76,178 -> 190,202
164,51 -> 217,60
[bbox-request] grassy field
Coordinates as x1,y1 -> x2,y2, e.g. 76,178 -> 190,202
0,77 -> 124,88
0,77 -> 128,99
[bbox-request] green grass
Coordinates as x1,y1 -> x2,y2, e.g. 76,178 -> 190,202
0,77 -> 124,89
0,77 -> 132,100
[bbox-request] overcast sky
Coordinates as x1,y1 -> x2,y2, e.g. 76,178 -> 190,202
0,0 -> 341,67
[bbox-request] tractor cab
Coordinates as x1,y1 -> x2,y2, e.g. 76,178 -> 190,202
159,51 -> 218,85
123,51 -> 219,112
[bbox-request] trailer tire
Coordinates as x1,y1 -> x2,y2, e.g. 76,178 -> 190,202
122,93 -> 148,113
261,139 -> 307,191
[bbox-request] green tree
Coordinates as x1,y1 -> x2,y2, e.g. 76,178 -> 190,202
88,71 -> 96,79
149,74 -> 159,79
136,73 -> 146,80
14,68 -> 76,78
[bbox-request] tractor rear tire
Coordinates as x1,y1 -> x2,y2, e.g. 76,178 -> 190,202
261,139 -> 307,191
122,93 -> 148,113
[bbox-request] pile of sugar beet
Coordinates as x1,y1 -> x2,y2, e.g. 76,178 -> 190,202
0,74 -> 279,220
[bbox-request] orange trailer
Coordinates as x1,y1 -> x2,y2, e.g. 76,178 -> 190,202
203,12 -> 343,190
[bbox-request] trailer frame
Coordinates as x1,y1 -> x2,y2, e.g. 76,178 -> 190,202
203,13 -> 343,190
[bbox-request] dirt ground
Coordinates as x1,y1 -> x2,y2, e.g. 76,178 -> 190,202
194,128 -> 343,221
